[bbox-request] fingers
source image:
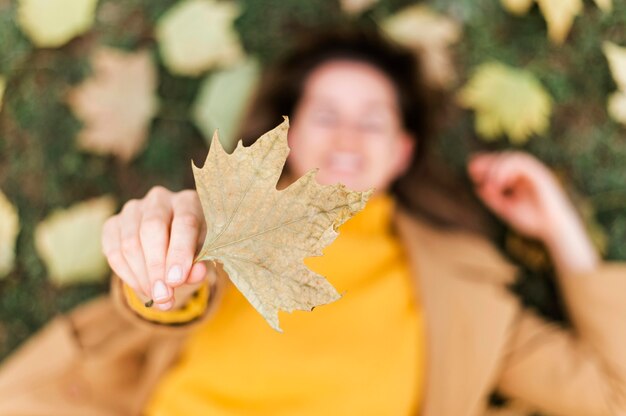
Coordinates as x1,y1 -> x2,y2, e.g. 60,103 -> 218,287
188,262 -> 208,284
102,216 -> 141,294
118,199 -> 152,298
468,152 -> 531,218
140,187 -> 174,306
470,152 -> 533,194
165,190 -> 206,288
101,187 -> 207,312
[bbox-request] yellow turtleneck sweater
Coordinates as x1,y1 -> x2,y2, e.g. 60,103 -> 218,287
145,195 -> 425,415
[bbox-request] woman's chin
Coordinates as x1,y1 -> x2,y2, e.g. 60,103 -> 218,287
316,173 -> 371,192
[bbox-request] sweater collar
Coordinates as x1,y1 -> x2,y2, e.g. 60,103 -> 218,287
338,193 -> 394,236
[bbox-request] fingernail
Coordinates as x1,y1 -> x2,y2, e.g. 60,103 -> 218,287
167,265 -> 183,284
153,280 -> 169,301
158,300 -> 173,311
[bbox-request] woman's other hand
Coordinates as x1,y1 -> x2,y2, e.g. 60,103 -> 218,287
101,187 -> 209,310
468,151 -> 599,274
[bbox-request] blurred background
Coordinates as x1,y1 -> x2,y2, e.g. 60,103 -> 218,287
1,0 -> 626,362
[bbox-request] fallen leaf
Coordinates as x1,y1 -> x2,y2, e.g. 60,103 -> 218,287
67,47 -> 159,161
34,195 -> 116,286
603,41 -> 626,91
592,0 -> 612,12
457,62 -> 553,144
192,59 -> 260,152
17,0 -> 98,48
193,119 -> 371,331
603,42 -> 626,126
156,0 -> 244,77
501,0 -> 534,15
0,76 -> 5,112
0,190 -> 19,279
340,0 -> 379,15
607,91 -> 626,125
536,0 -> 582,44
381,5 -> 461,88
501,0 -> 597,45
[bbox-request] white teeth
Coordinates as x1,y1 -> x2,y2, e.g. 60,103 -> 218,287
328,152 -> 361,173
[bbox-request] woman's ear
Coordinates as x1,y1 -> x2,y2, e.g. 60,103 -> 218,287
394,131 -> 416,176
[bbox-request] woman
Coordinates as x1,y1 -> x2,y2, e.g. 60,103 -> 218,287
1,27 -> 625,416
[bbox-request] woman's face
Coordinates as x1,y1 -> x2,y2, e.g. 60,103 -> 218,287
287,60 -> 415,193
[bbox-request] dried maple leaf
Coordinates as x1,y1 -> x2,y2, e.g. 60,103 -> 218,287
381,5 -> 461,89
17,0 -> 98,48
193,119 -> 371,331
34,195 -> 116,286
457,62 -> 553,144
0,190 -> 19,279
67,47 -> 159,161
156,0 -> 244,77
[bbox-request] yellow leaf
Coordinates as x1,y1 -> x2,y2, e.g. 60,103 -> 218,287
500,0 -> 535,15
536,0 -> 582,44
381,5 -> 461,88
607,91 -> 626,125
603,41 -> 626,91
340,0 -> 379,15
34,196 -> 116,286
17,0 -> 98,48
67,48 -> 159,161
501,0 -> 609,44
457,62 -> 553,144
593,0 -> 612,12
193,119 -> 371,331
0,77 -> 5,112
0,190 -> 19,279
156,0 -> 244,77
192,59 -> 260,152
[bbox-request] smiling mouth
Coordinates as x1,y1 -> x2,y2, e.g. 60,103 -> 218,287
326,152 -> 363,174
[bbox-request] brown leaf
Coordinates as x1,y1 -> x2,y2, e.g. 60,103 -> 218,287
67,47 -> 159,161
193,119 -> 371,331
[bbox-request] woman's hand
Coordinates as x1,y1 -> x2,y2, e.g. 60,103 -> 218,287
468,151 -> 599,274
101,186 -> 209,310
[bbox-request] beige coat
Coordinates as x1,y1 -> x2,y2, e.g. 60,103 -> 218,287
0,210 -> 625,416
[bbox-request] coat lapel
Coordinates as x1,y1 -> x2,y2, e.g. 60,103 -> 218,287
394,210 -> 520,416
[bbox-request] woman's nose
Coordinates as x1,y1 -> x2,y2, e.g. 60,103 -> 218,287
333,122 -> 362,151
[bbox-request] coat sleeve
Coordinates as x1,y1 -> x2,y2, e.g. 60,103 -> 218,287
110,270 -> 226,333
0,295 -> 186,416
496,263 -> 626,416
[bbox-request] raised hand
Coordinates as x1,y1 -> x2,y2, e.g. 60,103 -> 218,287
101,187 -> 209,310
468,151 -> 598,274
